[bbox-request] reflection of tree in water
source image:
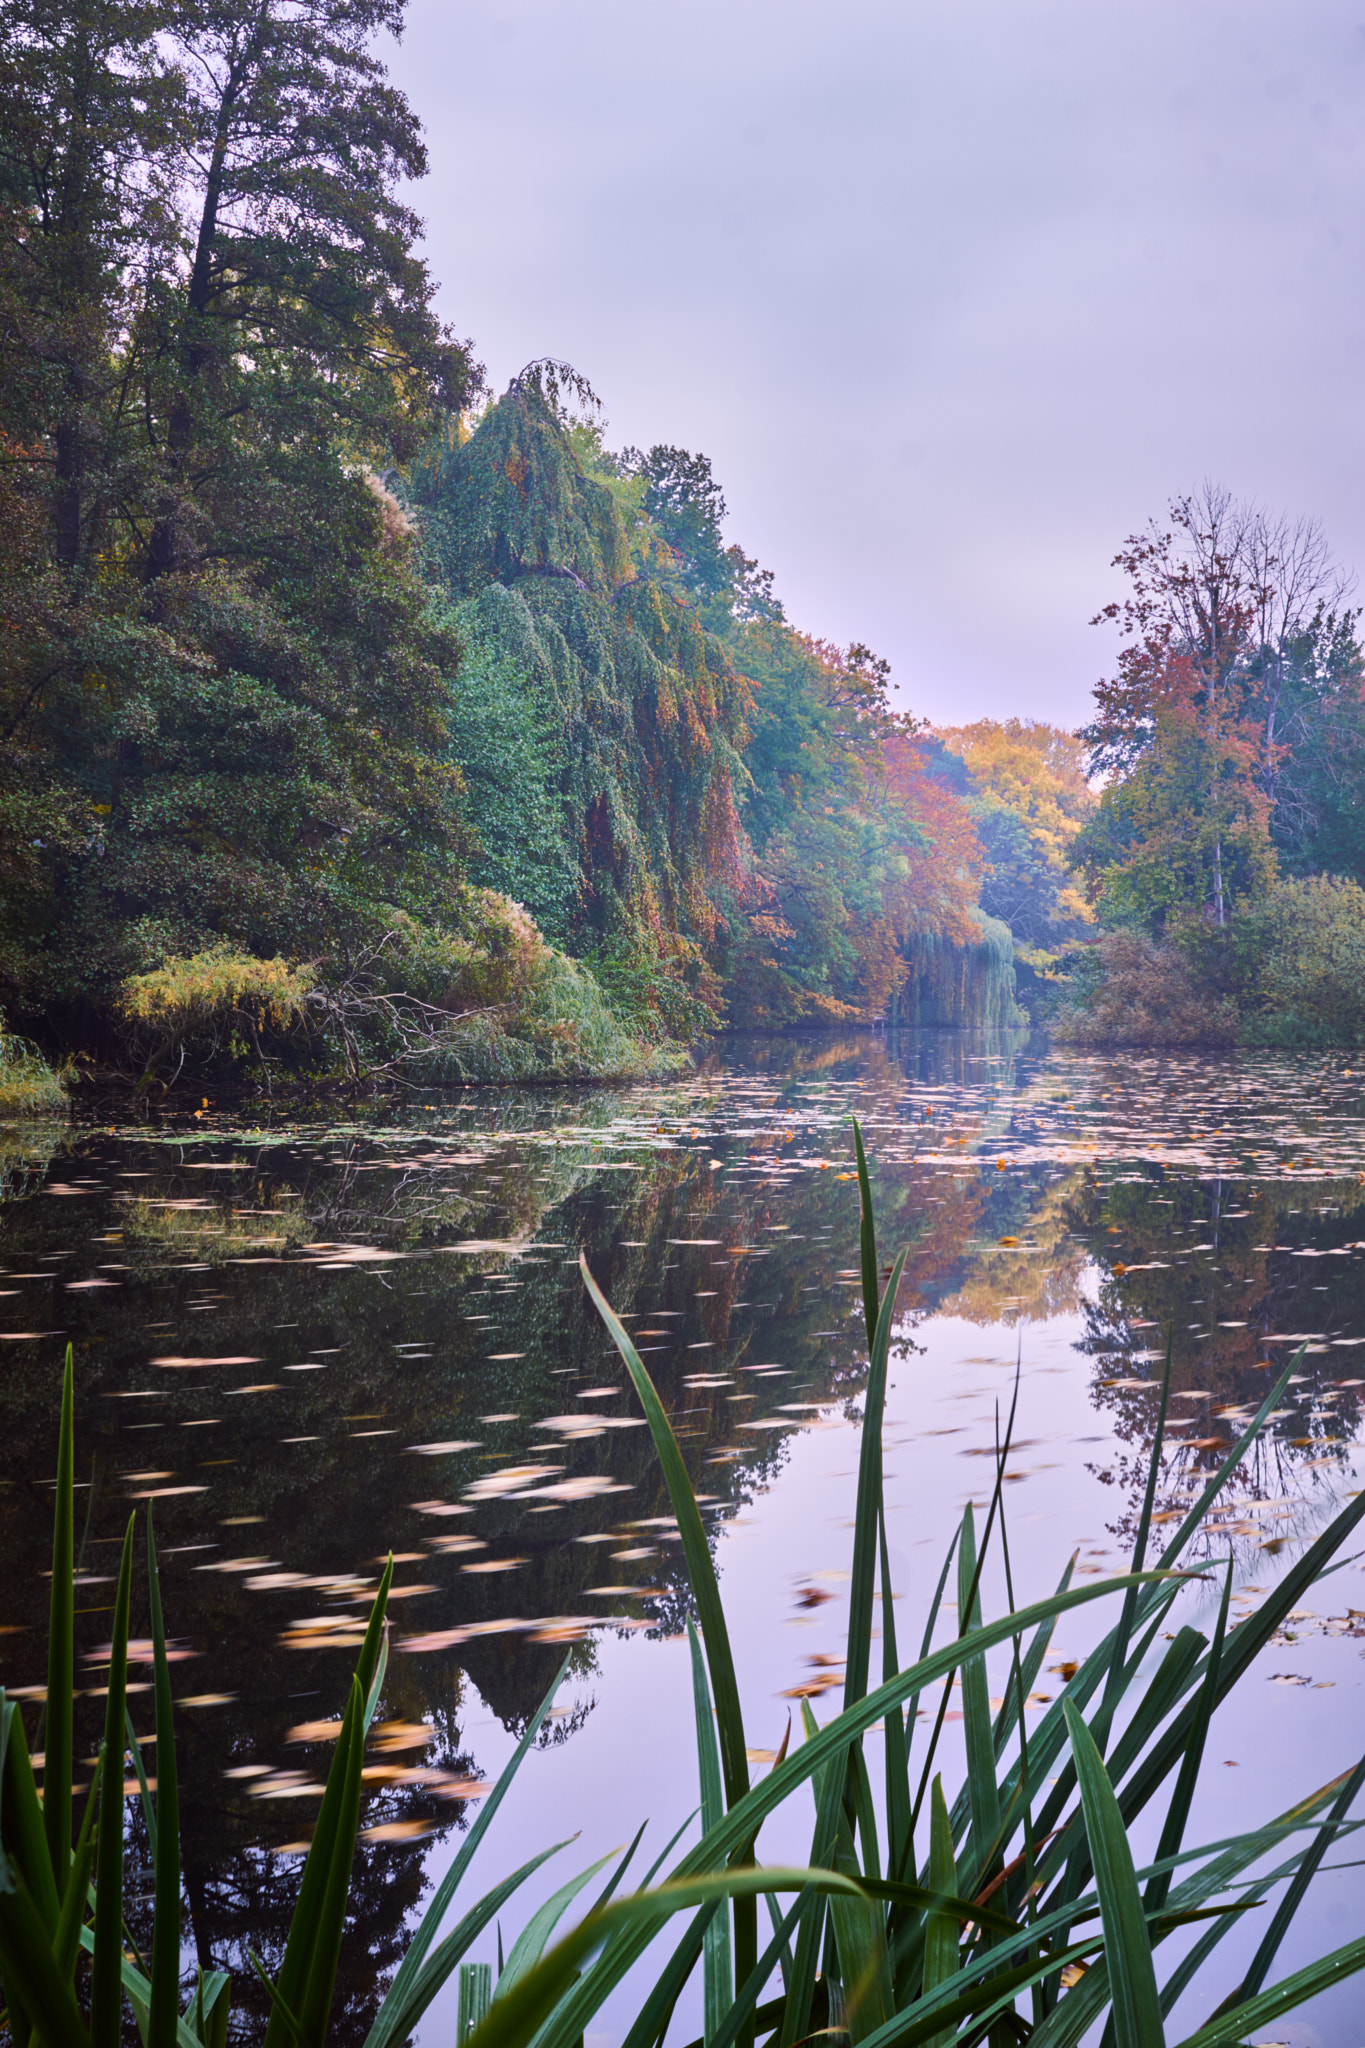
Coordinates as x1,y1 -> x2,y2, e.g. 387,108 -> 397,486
1069,1165 -> 1365,1552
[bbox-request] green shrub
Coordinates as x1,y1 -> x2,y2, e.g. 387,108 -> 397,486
412,942 -> 690,1084
117,945 -> 316,1078
0,1016 -> 68,1116
1242,874 -> 1365,1046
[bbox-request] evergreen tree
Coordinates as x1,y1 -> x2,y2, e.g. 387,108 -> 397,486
0,0 -> 482,1030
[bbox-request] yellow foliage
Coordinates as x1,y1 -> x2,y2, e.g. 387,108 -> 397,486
936,717 -> 1096,926
119,945 -> 314,1040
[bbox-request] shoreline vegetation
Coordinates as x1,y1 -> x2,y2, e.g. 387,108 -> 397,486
5,17 -> 1365,1112
7,1138 -> 1365,2048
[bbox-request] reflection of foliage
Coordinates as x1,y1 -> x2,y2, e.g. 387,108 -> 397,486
938,1173 -> 1089,1325
1070,1162 -> 1365,1554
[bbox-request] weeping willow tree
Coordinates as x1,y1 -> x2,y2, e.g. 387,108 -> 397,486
896,912 -> 1025,1029
408,366 -> 752,988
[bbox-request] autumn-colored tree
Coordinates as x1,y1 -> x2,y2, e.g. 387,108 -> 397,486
1077,486 -> 1287,929
935,718 -> 1094,943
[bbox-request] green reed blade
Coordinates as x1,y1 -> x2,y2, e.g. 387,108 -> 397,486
356,1555 -> 394,1714
844,1246 -> 908,1715
1154,1350 -> 1301,1575
853,1118 -> 879,1356
679,1889 -> 806,2048
688,1621 -> 734,2044
459,1962 -> 492,2047
270,1561 -> 391,2048
703,1573 -> 1170,1880
581,1256 -> 748,1809
586,1819 -> 646,1917
365,1653 -> 572,2048
79,1922 -> 223,2048
125,1707 -> 156,1863
91,1513 -> 135,2048
526,1823 -> 703,2048
1092,1335 -> 1175,1764
1155,1823 -> 1356,2023
45,1344 -> 76,1890
827,1757 -> 893,2041
932,1375 -> 1023,1873
1218,1752 -> 1365,2013
1022,1582 -> 1185,1869
1064,1699 -> 1165,2048
899,1528 -> 963,1866
146,1507 -> 181,2048
990,1554 -> 1071,1764
858,1933 -> 1107,2048
1,1691 -> 61,1934
617,1899 -> 719,2048
894,1785 -> 1363,2048
957,1506 -> 1002,1881
0,1865 -> 91,2048
846,1738 -> 882,1884
498,1848 -> 621,1999
188,1970 -> 231,2048
266,1711 -> 359,2048
1141,1563 -> 1232,1921
580,1254 -> 756,2028
1101,1622 -> 1204,1792
465,1869 -> 869,2048
1111,1481 -> 1365,1845
922,1777 -> 958,2048
774,1708 -> 842,2048
250,1950 -> 305,2048
55,1748 -> 101,1985
764,1885 -> 797,1994
1170,1931 -> 1365,2048
379,1840 -> 577,2048
294,1676 -> 367,2048
877,1507 -> 912,1889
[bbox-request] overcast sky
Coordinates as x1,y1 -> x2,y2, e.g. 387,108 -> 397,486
387,0 -> 1365,729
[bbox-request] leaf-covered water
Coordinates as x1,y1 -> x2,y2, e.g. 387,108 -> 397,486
3,1028 -> 1364,2044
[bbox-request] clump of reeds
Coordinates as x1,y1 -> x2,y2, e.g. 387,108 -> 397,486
4,1129 -> 1365,2048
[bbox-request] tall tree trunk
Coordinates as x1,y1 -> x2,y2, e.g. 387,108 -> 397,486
145,5 -> 271,582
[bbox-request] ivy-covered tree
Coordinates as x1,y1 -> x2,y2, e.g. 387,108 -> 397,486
409,368 -> 753,995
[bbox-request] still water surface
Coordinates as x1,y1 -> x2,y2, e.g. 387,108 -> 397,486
4,1030 -> 1365,2044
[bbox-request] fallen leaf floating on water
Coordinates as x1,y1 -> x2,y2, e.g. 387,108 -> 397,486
151,1355 -> 262,1369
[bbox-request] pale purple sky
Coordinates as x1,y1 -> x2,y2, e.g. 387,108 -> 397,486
388,0 -> 1365,728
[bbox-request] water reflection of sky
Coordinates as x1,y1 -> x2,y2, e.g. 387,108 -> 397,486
2,1029 -> 1365,2045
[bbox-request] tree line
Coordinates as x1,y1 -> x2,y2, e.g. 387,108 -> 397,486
5,0 -> 1357,1090
0,0 -> 1088,1089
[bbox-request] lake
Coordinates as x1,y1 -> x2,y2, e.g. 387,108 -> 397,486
3,1028 -> 1364,2046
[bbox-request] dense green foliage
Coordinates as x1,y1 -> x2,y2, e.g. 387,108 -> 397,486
0,0 -> 489,1054
0,0 -> 1012,1096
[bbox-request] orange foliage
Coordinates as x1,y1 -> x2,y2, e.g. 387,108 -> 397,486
880,736 -> 984,945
